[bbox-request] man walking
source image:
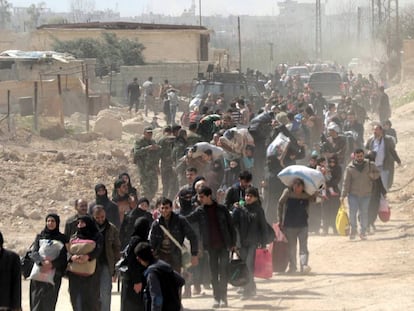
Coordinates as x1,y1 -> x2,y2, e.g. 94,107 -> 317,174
378,86 -> 391,123
92,206 -> 121,311
133,127 -> 161,202
127,77 -> 141,113
187,186 -> 236,308
142,76 -> 155,117
365,124 -> 401,190
340,148 -> 380,240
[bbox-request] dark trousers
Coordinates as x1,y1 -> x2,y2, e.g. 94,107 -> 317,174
68,271 -> 100,311
208,248 -> 229,301
239,245 -> 257,295
30,274 -> 62,311
129,98 -> 140,112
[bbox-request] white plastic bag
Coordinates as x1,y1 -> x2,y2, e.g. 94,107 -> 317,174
277,165 -> 325,195
266,132 -> 290,158
28,239 -> 64,285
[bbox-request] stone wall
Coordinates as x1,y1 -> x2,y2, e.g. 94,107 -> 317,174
116,61 -> 212,98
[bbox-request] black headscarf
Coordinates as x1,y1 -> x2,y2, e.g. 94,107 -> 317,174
95,183 -> 109,205
39,213 -> 68,244
76,215 -> 99,239
118,172 -> 137,196
41,213 -> 60,237
178,188 -> 194,216
132,217 -> 150,240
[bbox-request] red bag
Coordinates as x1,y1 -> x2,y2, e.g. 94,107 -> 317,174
271,223 -> 289,273
254,248 -> 273,279
378,196 -> 391,222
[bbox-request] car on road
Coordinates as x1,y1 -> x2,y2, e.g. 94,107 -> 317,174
282,66 -> 311,85
308,71 -> 345,97
190,72 -> 264,108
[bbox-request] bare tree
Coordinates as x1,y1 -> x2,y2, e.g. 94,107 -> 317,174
69,0 -> 95,22
26,2 -> 46,30
0,0 -> 11,29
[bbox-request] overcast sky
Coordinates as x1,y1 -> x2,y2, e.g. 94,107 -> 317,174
8,0 -> 414,17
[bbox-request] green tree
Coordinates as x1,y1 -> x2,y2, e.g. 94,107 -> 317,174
0,0 -> 11,29
52,33 -> 145,76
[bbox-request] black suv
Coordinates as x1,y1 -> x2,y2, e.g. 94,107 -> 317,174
190,72 -> 264,107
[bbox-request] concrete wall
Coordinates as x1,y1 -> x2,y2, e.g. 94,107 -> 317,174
0,76 -> 108,116
116,61 -> 212,98
31,28 -> 208,64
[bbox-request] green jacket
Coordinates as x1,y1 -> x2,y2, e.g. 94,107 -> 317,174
133,137 -> 160,171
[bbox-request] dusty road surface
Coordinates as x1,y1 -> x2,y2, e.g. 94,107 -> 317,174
20,205 -> 414,311
2,81 -> 414,310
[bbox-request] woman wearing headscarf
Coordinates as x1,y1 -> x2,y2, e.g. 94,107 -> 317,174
121,217 -> 150,311
29,213 -> 68,311
67,215 -> 103,311
116,173 -> 138,197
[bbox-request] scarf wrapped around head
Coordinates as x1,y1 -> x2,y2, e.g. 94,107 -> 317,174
76,215 -> 99,239
132,217 -> 150,240
95,183 -> 109,204
41,213 -> 61,239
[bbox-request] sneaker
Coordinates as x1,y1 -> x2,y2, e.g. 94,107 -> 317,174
302,265 -> 312,274
193,284 -> 201,295
220,299 -> 228,307
359,234 -> 367,240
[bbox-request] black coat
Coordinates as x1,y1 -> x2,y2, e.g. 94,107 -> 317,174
150,212 -> 199,257
0,248 -> 21,310
186,201 -> 236,250
120,208 -> 154,249
232,200 -> 268,247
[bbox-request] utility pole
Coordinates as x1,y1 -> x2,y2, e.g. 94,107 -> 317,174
238,16 -> 242,73
315,0 -> 322,60
357,7 -> 362,45
198,0 -> 202,26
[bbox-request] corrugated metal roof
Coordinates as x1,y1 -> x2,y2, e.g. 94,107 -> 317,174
37,21 -> 208,31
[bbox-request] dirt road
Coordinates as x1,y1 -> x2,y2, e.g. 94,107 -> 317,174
5,83 -> 414,310
21,205 -> 414,310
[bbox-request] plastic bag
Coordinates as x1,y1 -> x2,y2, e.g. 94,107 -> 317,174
336,203 -> 350,236
29,263 -> 56,285
278,165 -> 325,195
28,239 -> 63,284
267,132 -> 290,157
378,196 -> 391,222
254,248 -> 273,279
